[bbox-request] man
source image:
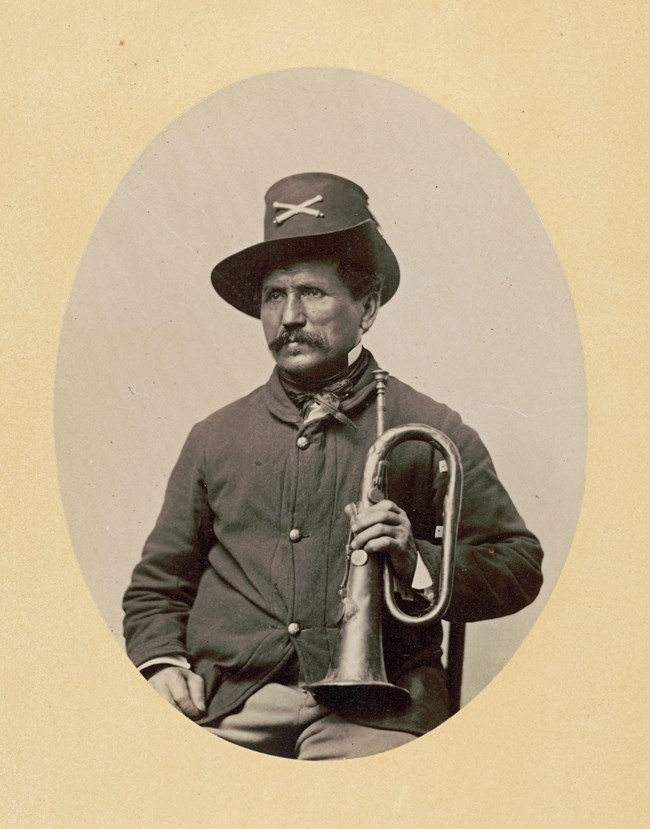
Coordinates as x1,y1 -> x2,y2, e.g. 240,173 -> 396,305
123,172 -> 543,760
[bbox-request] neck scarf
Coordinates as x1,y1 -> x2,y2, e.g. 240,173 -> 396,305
279,347 -> 371,426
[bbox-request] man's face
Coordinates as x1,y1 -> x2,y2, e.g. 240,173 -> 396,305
261,260 -> 378,380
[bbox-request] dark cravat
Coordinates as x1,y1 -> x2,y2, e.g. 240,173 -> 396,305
279,348 -> 371,426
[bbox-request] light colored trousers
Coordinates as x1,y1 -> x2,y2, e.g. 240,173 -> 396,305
202,682 -> 417,760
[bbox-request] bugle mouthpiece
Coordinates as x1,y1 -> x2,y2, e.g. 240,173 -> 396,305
372,369 -> 389,386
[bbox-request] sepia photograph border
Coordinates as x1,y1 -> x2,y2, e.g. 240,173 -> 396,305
2,3 -> 647,827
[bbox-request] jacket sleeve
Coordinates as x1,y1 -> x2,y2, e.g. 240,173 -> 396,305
415,413 -> 544,623
122,423 -> 213,667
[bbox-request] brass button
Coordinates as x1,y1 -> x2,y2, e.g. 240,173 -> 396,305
289,528 -> 302,542
296,436 -> 310,449
287,622 -> 300,636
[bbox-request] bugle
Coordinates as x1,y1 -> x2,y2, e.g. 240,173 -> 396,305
306,369 -> 463,710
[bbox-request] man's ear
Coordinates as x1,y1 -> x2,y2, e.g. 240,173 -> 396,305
360,292 -> 380,333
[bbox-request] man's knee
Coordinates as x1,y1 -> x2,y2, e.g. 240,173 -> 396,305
296,715 -> 417,760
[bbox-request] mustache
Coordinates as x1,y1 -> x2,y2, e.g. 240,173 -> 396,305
268,329 -> 327,354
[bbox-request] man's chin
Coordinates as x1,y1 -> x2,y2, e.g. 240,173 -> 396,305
273,347 -> 330,376
275,352 -> 316,375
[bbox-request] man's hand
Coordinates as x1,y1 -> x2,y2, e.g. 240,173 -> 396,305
345,499 -> 418,584
147,666 -> 206,719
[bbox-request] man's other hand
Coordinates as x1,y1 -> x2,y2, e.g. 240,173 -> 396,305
345,499 -> 418,584
148,666 -> 206,719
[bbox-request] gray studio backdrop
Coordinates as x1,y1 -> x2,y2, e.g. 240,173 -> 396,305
55,69 -> 586,709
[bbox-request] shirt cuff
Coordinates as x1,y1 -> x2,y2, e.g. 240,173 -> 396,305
411,549 -> 434,590
137,655 -> 191,673
394,549 -> 434,601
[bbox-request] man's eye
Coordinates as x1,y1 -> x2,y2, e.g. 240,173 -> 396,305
303,288 -> 324,298
264,291 -> 282,302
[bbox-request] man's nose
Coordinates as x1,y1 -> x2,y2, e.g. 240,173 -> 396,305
281,292 -> 306,327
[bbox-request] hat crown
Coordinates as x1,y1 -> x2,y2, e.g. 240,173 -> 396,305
264,172 -> 374,241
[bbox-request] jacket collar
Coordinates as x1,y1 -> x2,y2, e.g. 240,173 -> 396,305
263,351 -> 381,425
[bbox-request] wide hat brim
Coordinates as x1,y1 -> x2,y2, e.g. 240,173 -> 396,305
211,219 -> 400,318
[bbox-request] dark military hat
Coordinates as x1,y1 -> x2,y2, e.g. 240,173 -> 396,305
211,172 -> 400,318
